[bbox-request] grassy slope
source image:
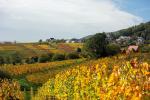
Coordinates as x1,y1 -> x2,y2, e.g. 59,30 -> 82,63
0,43 -> 83,58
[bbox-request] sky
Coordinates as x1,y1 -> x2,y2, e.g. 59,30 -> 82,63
0,0 -> 149,42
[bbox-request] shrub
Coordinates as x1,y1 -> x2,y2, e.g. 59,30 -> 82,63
66,53 -> 79,59
76,48 -> 81,53
38,54 -> 51,63
52,54 -> 65,61
0,70 -> 11,79
140,45 -> 150,53
3,56 -> 11,64
106,43 -> 121,56
0,56 -> 4,65
10,52 -> 22,65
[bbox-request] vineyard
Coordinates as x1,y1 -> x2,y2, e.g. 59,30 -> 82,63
32,53 -> 150,100
0,79 -> 24,100
0,59 -> 85,99
0,43 -> 82,58
0,53 -> 150,100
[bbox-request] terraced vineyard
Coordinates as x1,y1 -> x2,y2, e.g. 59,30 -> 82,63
0,43 -> 82,58
0,53 -> 150,100
32,53 -> 150,100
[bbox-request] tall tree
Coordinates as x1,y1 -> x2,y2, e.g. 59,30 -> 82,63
83,33 -> 108,58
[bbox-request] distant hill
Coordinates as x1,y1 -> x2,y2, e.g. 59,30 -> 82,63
112,21 -> 150,40
81,21 -> 150,41
80,35 -> 93,42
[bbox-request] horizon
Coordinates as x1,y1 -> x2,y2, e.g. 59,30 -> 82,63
0,0 -> 150,42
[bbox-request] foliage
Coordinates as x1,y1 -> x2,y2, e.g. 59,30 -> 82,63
66,53 -> 79,59
38,39 -> 43,44
83,33 -> 108,58
33,56 -> 149,100
0,56 -> 4,65
25,56 -> 39,64
140,45 -> 150,53
0,59 -> 83,76
0,70 -> 11,79
113,21 -> 150,40
9,52 -> 23,65
38,54 -> 51,63
26,59 -> 85,85
106,43 -> 121,56
52,54 -> 65,61
0,79 -> 24,100
76,47 -> 81,53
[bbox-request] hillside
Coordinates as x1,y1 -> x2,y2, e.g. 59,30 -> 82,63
82,21 -> 150,42
33,53 -> 150,100
0,43 -> 83,58
112,21 -> 150,40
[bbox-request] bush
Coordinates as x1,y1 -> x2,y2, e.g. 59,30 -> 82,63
38,54 -> 51,63
25,57 -> 38,64
140,45 -> 150,53
106,43 -> 121,56
76,48 -> 81,53
66,53 -> 79,59
3,56 -> 11,64
52,54 -> 65,61
0,56 -> 4,65
80,52 -> 89,58
10,52 -> 22,65
0,70 -> 11,79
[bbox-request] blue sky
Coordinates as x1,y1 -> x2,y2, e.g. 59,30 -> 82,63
116,0 -> 150,22
0,0 -> 149,42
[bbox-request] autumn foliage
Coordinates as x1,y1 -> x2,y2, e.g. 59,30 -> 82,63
33,56 -> 149,100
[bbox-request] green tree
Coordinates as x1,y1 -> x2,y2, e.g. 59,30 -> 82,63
106,43 -> 121,56
66,53 -> 79,59
0,56 -> 4,65
39,39 -> 43,44
10,52 -> 22,65
52,54 -> 65,61
38,54 -> 51,63
83,33 -> 108,58
76,48 -> 81,53
4,56 -> 11,64
0,70 -> 11,79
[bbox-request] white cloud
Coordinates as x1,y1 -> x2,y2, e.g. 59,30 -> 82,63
0,0 -> 143,41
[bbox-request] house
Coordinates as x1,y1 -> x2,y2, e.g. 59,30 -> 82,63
46,38 -> 55,42
126,45 -> 139,54
106,33 -> 114,43
65,38 -> 82,43
116,36 -> 131,45
136,37 -> 144,45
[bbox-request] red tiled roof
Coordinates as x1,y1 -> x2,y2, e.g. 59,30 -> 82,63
128,45 -> 139,51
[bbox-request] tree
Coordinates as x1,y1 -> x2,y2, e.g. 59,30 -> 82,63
38,54 -> 51,63
39,39 -> 43,44
76,48 -> 81,53
10,52 -> 22,65
0,70 -> 11,79
4,56 -> 11,64
52,54 -> 65,61
66,53 -> 79,59
0,56 -> 4,65
106,43 -> 121,56
83,33 -> 108,58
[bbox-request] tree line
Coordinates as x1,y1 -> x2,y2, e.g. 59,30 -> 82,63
0,51 -> 82,65
112,21 -> 150,41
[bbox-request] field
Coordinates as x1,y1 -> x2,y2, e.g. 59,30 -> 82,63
33,53 -> 150,100
0,43 -> 83,58
0,42 -> 149,100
